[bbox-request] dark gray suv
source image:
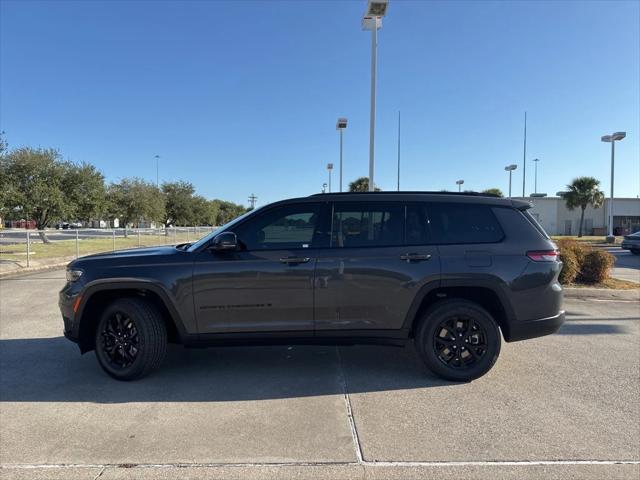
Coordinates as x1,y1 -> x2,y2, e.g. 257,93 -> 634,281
60,192 -> 565,382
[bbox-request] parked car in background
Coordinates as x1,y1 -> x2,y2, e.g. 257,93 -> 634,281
55,222 -> 70,230
59,192 -> 565,382
621,231 -> 640,255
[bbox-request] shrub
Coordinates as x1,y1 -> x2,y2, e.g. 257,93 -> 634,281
579,249 -> 615,284
558,247 -> 579,284
557,239 -> 589,285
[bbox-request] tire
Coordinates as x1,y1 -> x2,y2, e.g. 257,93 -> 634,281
630,249 -> 640,255
94,298 -> 167,381
414,299 -> 501,382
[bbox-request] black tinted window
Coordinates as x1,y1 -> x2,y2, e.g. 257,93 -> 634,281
235,204 -> 326,250
406,203 -> 430,245
428,203 -> 504,244
331,203 -> 404,248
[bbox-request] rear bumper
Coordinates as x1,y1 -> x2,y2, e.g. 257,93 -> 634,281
505,311 -> 565,342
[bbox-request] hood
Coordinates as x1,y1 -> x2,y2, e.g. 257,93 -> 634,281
69,245 -> 182,269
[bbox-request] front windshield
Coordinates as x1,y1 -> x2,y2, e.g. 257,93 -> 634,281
187,207 -> 260,252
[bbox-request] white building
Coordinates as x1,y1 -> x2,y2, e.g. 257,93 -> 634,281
513,197 -> 640,236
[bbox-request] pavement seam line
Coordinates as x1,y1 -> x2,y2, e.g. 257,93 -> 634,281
3,460 -> 640,469
335,345 -> 364,464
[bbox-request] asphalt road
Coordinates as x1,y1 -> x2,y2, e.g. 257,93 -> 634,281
0,270 -> 638,479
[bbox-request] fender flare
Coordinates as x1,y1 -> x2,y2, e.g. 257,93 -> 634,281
401,277 -> 516,333
76,279 -> 190,349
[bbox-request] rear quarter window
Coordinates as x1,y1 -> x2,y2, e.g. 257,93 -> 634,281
427,202 -> 504,244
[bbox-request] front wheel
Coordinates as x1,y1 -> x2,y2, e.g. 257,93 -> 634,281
414,299 -> 501,382
95,298 -> 167,381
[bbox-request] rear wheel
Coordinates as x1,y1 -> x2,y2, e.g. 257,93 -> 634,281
94,298 -> 167,381
415,299 -> 501,381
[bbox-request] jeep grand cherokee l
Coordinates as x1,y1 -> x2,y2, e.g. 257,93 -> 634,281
59,192 -> 565,381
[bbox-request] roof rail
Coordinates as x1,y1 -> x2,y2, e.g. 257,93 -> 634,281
309,191 -> 501,198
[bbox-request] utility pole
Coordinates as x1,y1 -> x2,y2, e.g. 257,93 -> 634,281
248,194 -> 257,209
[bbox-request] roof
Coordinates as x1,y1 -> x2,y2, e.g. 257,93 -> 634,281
260,191 -> 531,209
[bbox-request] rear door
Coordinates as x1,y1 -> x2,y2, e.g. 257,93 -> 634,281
314,201 -> 440,331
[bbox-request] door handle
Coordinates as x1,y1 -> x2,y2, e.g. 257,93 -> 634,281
279,256 -> 311,265
400,253 -> 432,263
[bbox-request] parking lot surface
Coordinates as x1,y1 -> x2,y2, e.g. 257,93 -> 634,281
1,270 -> 638,479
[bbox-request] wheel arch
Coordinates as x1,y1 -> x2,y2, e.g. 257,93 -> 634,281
76,281 -> 188,353
404,279 -> 515,340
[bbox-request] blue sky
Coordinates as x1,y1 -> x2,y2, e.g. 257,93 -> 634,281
1,0 -> 639,207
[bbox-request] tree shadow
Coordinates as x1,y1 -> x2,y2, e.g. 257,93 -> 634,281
0,337 -> 456,403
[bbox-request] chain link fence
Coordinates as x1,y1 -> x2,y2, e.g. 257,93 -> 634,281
0,226 -> 217,267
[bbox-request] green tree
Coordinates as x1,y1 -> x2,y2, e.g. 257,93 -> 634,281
214,199 -> 247,225
561,177 -> 605,237
191,195 -> 216,226
162,180 -> 196,232
1,147 -> 104,242
348,177 -> 381,192
482,188 -> 504,197
65,162 -> 106,223
107,178 -> 165,236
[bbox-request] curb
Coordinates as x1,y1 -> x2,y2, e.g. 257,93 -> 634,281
563,287 -> 639,301
0,260 -> 71,279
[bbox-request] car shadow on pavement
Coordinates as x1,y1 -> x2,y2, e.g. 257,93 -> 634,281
0,337 -> 456,403
558,323 -> 628,335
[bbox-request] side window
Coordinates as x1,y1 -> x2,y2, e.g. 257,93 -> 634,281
406,203 -> 430,245
331,203 -> 404,248
235,204 -> 326,250
428,202 -> 504,244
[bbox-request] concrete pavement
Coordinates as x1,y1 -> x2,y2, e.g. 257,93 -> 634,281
0,270 -> 638,479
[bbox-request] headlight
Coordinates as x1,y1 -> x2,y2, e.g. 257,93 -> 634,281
66,269 -> 83,282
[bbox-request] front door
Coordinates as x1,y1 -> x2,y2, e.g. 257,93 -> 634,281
314,201 -> 440,331
193,202 -> 329,334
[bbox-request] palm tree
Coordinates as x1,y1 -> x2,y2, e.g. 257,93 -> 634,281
561,177 -> 605,237
348,177 -> 381,192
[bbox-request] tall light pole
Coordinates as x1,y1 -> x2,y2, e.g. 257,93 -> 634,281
336,118 -> 348,192
322,183 -> 327,194
505,164 -> 517,198
154,154 -> 160,188
397,111 -> 401,191
522,112 -> 527,197
362,0 -> 389,192
456,179 -> 464,192
532,158 -> 540,194
327,163 -> 334,193
601,132 -> 626,242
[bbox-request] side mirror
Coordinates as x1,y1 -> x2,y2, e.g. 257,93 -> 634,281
210,232 -> 239,251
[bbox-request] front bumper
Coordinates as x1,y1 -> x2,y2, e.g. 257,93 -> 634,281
506,311 -> 566,342
59,289 -> 81,343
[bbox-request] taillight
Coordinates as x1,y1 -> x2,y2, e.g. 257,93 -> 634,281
527,250 -> 559,262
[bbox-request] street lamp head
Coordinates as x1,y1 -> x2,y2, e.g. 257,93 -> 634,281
336,118 -> 348,130
456,180 -> 464,185
327,163 -> 334,170
366,0 -> 389,17
533,158 -> 540,162
612,132 -> 626,141
505,164 -> 517,171
601,135 -> 612,143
